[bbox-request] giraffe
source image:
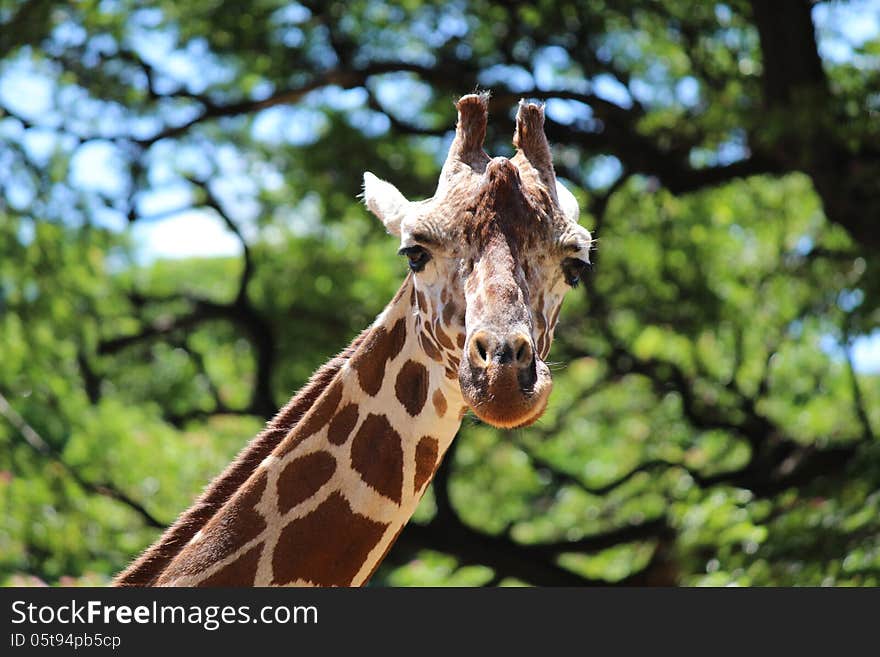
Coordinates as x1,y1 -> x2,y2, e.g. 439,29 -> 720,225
114,93 -> 592,587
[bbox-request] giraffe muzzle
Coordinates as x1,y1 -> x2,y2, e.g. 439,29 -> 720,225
459,328 -> 552,428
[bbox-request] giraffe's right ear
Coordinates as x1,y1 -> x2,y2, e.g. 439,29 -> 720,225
362,172 -> 410,236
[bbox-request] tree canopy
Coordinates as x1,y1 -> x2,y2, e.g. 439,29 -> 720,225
1,0 -> 878,586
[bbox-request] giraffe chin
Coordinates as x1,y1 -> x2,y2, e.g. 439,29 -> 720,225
458,360 -> 553,429
467,388 -> 551,429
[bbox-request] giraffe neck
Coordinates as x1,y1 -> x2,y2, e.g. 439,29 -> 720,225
150,276 -> 466,586
113,330 -> 368,587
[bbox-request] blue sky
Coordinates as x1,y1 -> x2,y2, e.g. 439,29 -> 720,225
1,1 -> 879,372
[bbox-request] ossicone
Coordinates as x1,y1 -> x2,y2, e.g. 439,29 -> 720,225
442,92 -> 491,174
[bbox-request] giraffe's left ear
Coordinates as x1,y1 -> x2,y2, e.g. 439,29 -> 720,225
362,172 -> 411,236
555,179 -> 580,223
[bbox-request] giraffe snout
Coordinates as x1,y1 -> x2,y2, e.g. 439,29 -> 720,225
467,329 -> 534,371
458,328 -> 551,429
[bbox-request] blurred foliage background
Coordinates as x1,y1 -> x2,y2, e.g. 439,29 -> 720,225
1,0 -> 879,586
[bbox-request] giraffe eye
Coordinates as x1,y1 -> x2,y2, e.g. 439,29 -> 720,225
398,245 -> 432,273
562,257 -> 590,287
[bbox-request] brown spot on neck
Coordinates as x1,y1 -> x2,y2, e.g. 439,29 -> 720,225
414,436 -> 440,494
350,413 -> 404,504
272,492 -> 388,586
432,389 -> 447,417
277,378 -> 344,457
352,317 -> 407,396
277,451 -> 337,515
434,319 -> 455,350
198,544 -> 263,587
395,360 -> 429,417
327,403 -> 359,446
420,333 -> 443,362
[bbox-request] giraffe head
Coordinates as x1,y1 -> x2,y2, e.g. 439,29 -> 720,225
363,93 -> 591,429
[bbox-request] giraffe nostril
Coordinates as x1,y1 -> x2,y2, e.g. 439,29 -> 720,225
511,334 -> 534,369
468,331 -> 534,370
468,331 -> 493,369
476,338 -> 488,363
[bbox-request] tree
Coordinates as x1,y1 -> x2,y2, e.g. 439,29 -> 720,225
0,0 -> 877,586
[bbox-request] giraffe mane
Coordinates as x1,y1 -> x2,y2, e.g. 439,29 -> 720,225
113,328 -> 370,587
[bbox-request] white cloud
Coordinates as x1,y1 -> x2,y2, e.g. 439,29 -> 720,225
851,331 -> 880,374
130,209 -> 243,262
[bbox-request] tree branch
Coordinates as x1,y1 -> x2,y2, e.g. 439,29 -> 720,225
186,177 -> 254,304
843,324 -> 876,442
749,0 -> 829,108
394,426 -> 673,585
395,512 -> 671,587
601,338 -> 864,498
0,391 -> 164,529
98,289 -> 278,419
0,0 -> 58,58
97,296 -> 233,356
